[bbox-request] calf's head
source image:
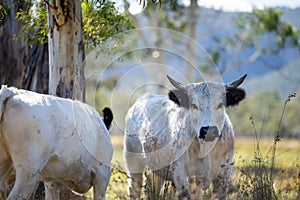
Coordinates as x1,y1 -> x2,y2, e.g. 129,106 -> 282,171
168,75 -> 246,141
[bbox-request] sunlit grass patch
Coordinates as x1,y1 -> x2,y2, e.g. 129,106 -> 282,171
235,137 -> 300,168
106,163 -> 128,200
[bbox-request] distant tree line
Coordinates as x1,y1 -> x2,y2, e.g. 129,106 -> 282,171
228,89 -> 300,138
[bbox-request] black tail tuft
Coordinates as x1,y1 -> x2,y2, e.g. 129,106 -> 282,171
102,107 -> 113,130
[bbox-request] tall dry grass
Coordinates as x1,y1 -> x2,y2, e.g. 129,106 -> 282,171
233,93 -> 299,200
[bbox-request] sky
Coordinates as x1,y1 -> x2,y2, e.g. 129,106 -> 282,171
197,0 -> 300,12
126,0 -> 300,14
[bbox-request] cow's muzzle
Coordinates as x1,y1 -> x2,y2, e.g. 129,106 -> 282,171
199,126 -> 219,141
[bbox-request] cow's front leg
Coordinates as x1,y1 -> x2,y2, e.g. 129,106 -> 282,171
7,167 -> 39,200
188,176 -> 211,200
173,165 -> 190,200
211,161 -> 233,200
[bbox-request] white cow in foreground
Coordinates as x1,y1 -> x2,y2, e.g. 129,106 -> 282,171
124,75 -> 247,199
0,85 -> 113,200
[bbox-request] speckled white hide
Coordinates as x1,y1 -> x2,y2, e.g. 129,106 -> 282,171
0,85 -> 112,200
124,76 -> 246,200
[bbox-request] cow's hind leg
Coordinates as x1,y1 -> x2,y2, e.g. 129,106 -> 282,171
145,172 -> 164,200
93,164 -> 111,200
124,136 -> 145,199
127,172 -> 143,200
7,167 -> 40,200
125,155 -> 144,199
0,160 -> 13,198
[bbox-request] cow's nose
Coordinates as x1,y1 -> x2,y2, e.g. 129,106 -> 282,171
199,126 -> 219,141
199,126 -> 209,139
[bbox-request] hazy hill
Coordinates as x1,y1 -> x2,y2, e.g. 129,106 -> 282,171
282,7 -> 300,28
244,57 -> 300,98
92,7 -> 300,99
197,7 -> 300,96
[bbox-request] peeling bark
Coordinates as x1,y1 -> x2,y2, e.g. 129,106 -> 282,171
47,0 -> 85,101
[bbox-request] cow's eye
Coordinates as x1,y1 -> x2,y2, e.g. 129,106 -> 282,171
217,103 -> 224,109
191,103 -> 199,110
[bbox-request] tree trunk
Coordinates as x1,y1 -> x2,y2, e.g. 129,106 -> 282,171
47,0 -> 85,101
185,0 -> 198,80
46,0 -> 85,199
23,43 -> 49,93
0,0 -> 28,87
0,0 -> 49,93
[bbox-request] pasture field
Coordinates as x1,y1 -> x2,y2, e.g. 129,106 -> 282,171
109,135 -> 300,170
234,137 -> 300,168
86,136 -> 300,199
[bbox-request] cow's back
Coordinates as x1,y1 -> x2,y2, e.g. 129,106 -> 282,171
125,93 -> 194,171
1,88 -> 112,183
125,94 -> 177,148
2,89 -> 63,166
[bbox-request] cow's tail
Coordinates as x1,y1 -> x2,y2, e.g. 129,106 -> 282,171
0,85 -> 14,121
102,107 -> 113,130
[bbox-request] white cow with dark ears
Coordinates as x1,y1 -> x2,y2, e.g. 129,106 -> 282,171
124,75 -> 247,199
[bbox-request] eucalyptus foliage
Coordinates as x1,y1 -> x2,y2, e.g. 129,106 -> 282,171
15,0 -> 133,49
209,7 -> 299,73
0,2 -> 8,22
235,8 -> 299,50
82,1 -> 133,49
16,1 -> 48,47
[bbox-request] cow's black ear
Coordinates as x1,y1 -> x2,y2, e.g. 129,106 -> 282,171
226,88 -> 246,107
168,90 -> 180,105
168,89 -> 190,108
